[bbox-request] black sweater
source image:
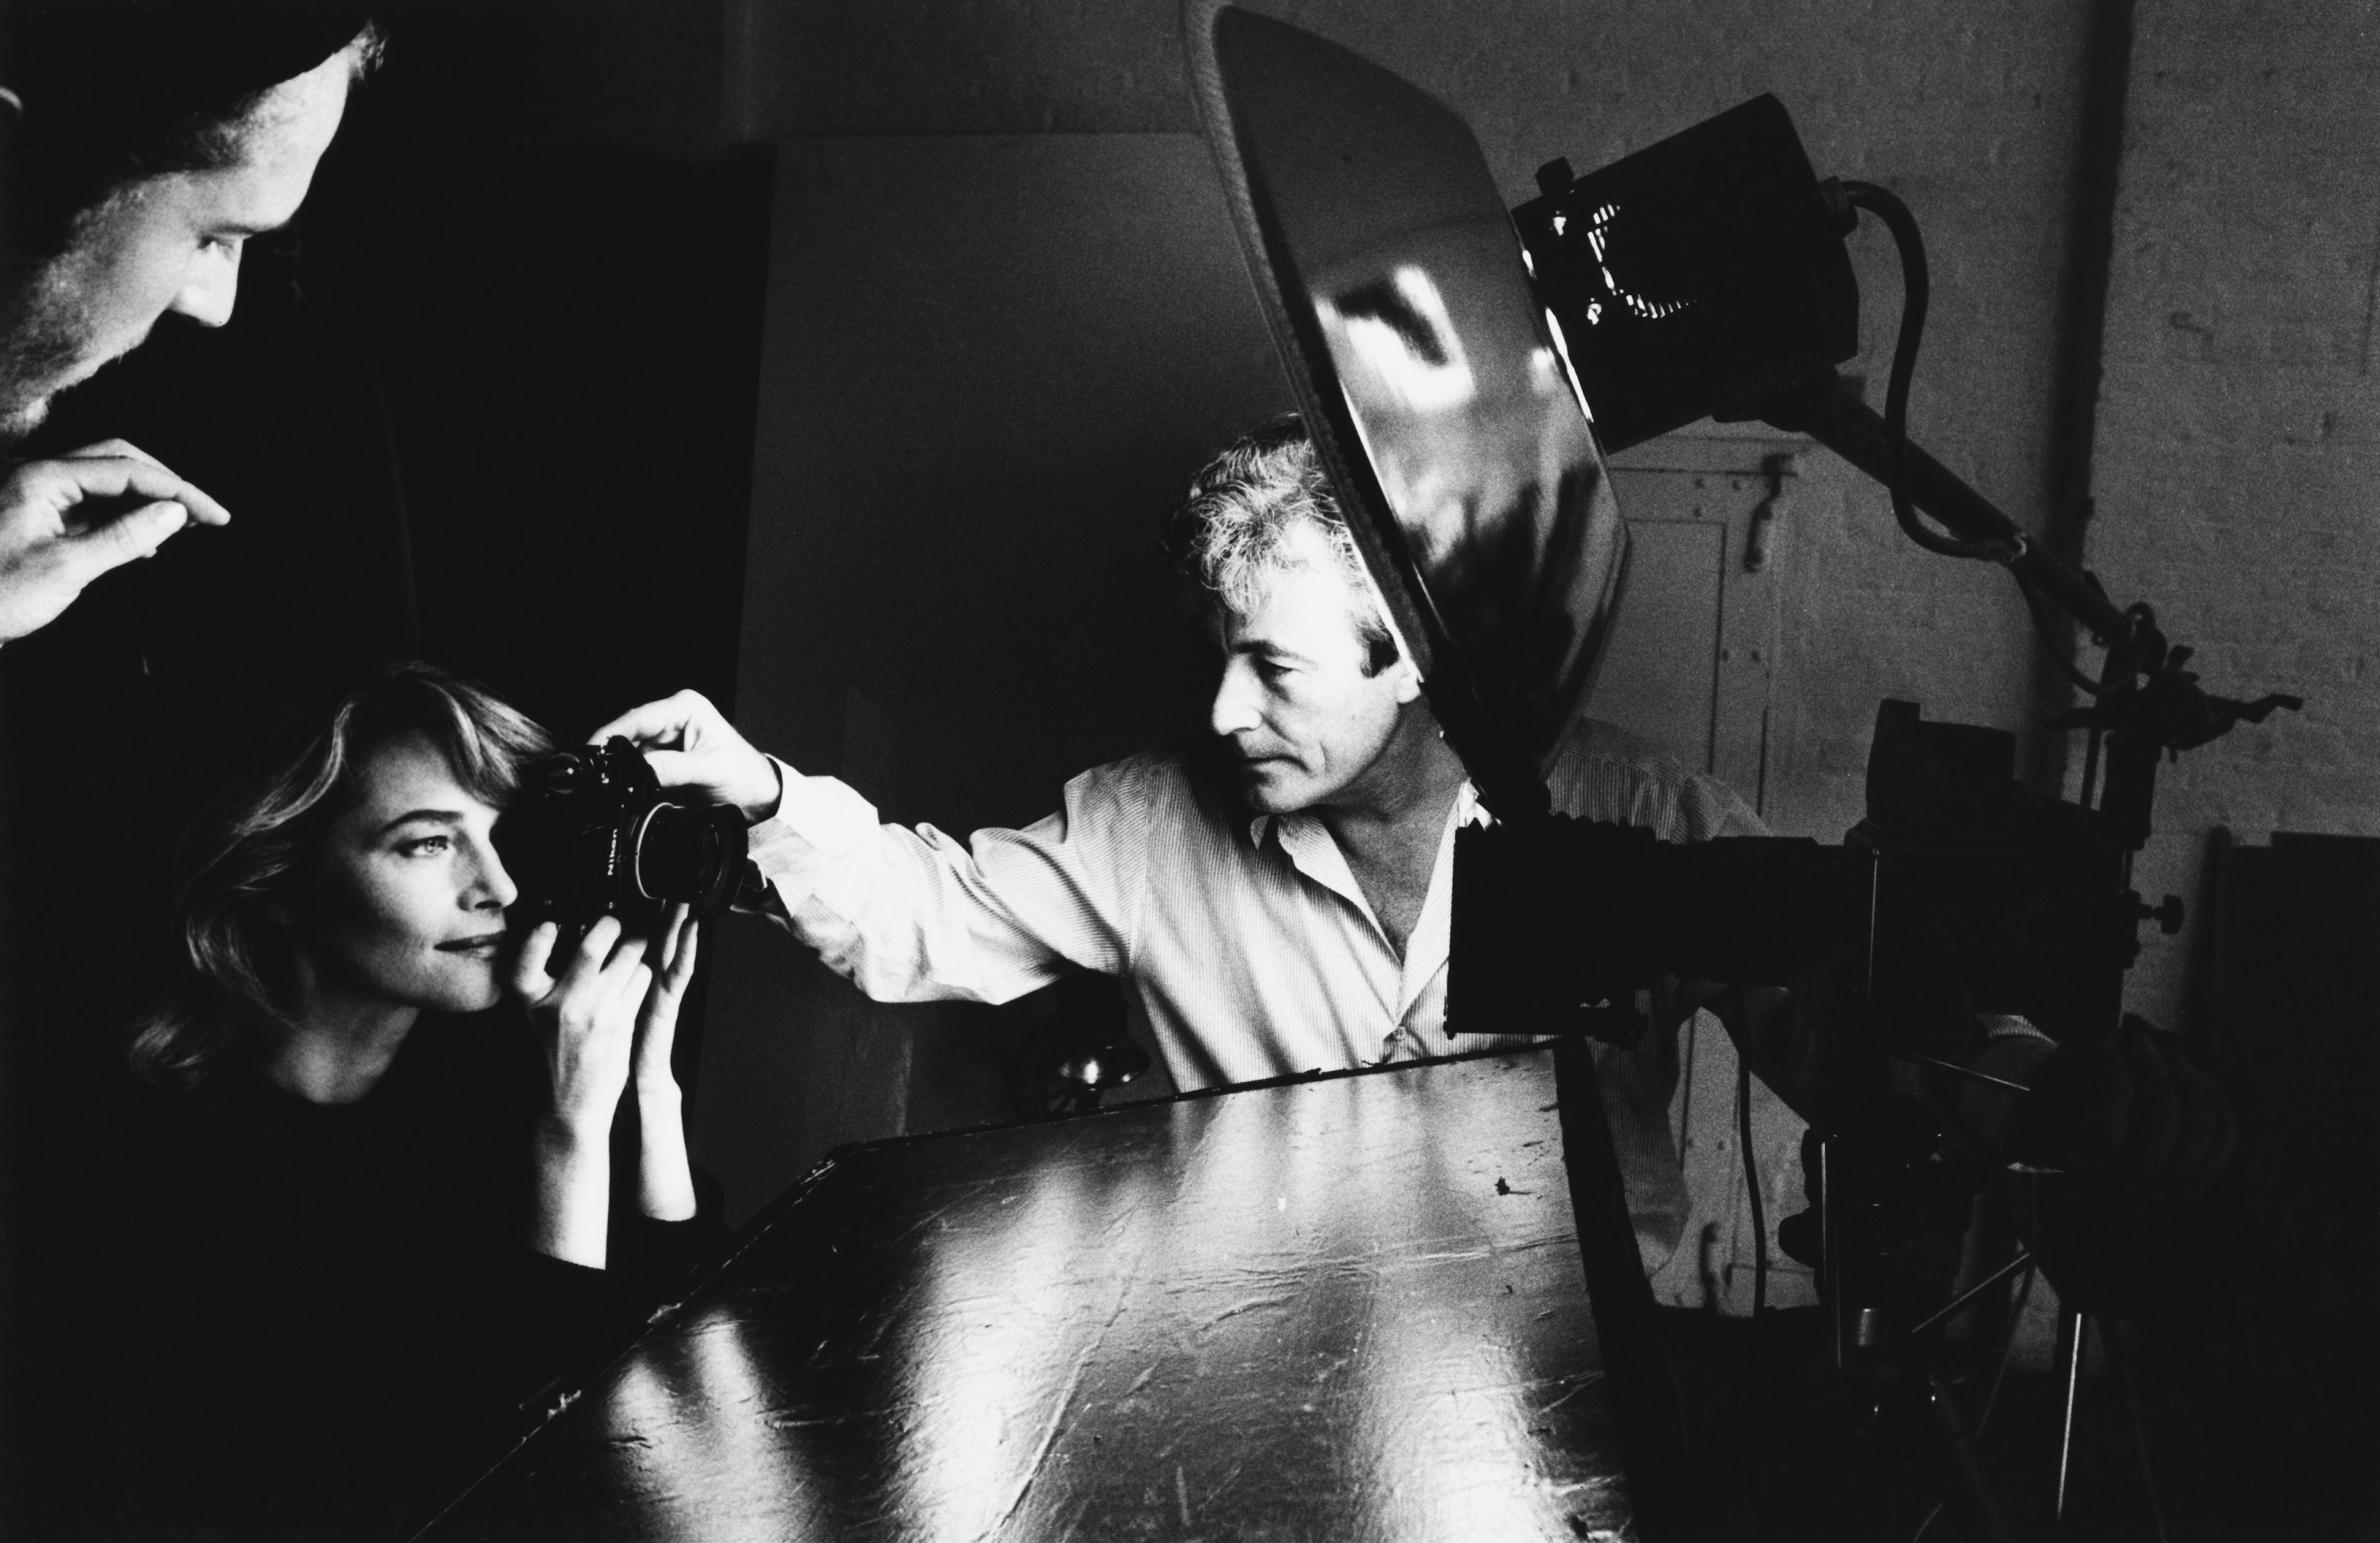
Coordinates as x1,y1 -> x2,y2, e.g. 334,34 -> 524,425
23,1010 -> 721,1540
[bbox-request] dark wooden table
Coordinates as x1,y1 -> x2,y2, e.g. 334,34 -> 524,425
420,1049 -> 1636,1541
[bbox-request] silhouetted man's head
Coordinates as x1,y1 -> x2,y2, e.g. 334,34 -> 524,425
0,1 -> 381,442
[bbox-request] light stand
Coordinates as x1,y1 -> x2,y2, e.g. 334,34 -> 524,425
1501,94 -> 2306,1540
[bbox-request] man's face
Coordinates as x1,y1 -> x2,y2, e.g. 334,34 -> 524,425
0,49 -> 354,440
1207,523 -> 1423,815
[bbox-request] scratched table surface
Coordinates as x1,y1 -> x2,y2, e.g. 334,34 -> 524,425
421,1049 -> 1634,1541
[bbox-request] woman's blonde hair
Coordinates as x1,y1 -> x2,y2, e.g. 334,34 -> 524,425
128,662 -> 551,1087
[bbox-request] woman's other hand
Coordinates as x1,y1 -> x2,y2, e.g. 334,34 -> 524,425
516,916 -> 653,1138
514,916 -> 652,1266
633,906 -> 702,1222
633,906 -> 698,1100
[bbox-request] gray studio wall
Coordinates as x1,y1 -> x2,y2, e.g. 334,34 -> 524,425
692,0 -> 2374,1219
2084,2 -> 2380,1027
727,0 -> 2119,795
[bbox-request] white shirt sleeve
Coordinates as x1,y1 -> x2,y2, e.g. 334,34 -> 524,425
743,755 -> 1138,1007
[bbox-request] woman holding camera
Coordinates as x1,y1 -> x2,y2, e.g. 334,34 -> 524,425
43,663 -> 719,1539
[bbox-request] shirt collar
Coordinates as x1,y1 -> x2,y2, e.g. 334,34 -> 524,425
1246,779 -> 1490,850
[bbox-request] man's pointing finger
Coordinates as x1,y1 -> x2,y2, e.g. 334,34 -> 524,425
42,456 -> 232,529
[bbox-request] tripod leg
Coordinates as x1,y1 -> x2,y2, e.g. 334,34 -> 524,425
1552,1038 -> 1695,1536
2054,1309 -> 2089,1527
2105,1319 -> 2171,1543
1921,1372 -> 2017,1543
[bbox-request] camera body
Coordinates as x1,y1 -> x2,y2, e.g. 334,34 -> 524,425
1448,699 -> 2136,1057
498,736 -> 749,946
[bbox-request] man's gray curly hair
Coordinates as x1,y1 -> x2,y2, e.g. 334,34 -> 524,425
1161,416 -> 1400,676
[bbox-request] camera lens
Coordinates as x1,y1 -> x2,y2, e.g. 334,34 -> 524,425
632,800 -> 746,912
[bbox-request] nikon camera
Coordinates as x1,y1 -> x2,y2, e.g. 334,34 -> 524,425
498,736 -> 750,948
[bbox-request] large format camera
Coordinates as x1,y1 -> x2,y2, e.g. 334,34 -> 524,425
497,737 -> 749,946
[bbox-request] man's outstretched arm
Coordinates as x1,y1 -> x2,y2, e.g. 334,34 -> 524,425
588,691 -> 1138,1008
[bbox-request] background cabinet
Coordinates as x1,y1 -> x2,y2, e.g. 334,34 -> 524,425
1600,433 -> 1819,1312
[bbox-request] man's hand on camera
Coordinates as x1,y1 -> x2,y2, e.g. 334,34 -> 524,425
0,440 -> 230,643
2006,1014 -> 2236,1189
588,689 -> 783,823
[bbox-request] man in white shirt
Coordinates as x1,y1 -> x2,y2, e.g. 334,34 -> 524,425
595,420 -> 2233,1249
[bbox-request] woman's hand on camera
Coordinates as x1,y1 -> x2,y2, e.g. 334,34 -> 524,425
586,689 -> 782,824
514,915 -> 653,1144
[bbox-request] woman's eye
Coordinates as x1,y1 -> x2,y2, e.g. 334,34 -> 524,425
398,834 -> 452,857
